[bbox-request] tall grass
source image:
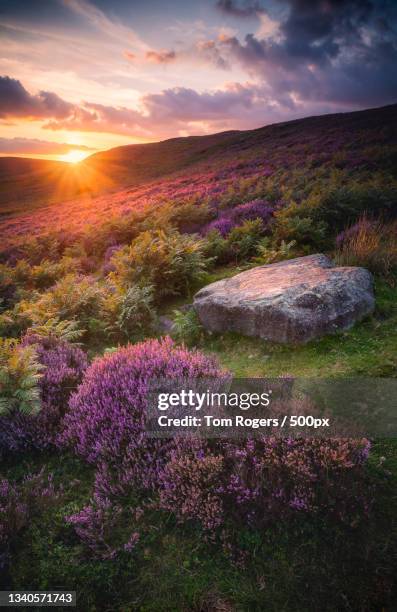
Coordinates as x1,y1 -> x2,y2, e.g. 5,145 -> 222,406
335,216 -> 397,279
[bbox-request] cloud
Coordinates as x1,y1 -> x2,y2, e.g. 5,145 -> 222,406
0,76 -> 74,119
43,82 -> 298,138
0,137 -> 95,154
145,49 -> 177,64
62,0 -> 147,50
124,50 -> 136,61
212,0 -> 397,108
216,1 -> 264,18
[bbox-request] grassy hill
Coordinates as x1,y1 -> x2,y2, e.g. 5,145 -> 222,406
1,102 -> 396,223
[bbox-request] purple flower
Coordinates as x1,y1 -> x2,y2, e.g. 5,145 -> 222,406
202,199 -> 274,236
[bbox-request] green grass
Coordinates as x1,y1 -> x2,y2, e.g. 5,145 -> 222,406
188,279 -> 397,378
4,444 -> 396,611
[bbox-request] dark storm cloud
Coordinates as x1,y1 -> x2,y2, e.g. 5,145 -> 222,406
216,0 -> 264,17
0,77 -> 74,119
216,0 -> 397,107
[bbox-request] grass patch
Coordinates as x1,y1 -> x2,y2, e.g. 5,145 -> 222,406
198,279 -> 397,377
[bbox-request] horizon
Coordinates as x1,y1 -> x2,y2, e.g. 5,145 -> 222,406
1,0 -> 397,162
1,99 -> 396,166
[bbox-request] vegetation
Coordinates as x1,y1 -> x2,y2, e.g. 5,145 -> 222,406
1,104 -> 397,610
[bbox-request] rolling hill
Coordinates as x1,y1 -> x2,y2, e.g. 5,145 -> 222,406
0,102 -> 396,249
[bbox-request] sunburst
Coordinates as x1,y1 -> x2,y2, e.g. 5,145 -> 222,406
61,149 -> 91,164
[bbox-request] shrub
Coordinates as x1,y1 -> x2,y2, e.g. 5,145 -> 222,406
0,336 -> 87,454
315,184 -> 397,232
0,471 -> 58,571
102,245 -> 123,276
202,229 -> 230,264
21,334 -> 88,411
227,219 -> 264,262
273,203 -> 327,248
158,437 -> 373,534
61,337 -> 225,464
66,498 -> 140,560
111,229 -> 211,301
202,199 -> 274,237
334,217 -> 397,278
204,217 -> 235,238
159,443 -> 225,531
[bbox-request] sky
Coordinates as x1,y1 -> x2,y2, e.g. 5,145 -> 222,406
1,0 -> 397,161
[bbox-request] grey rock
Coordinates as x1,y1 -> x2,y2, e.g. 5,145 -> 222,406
193,254 -> 375,344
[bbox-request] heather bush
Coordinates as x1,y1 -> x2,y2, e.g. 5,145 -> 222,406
202,199 -> 274,237
102,244 -> 123,276
110,229 -> 211,301
204,217 -> 235,238
0,335 -> 87,454
62,337 -> 225,463
21,334 -> 88,411
66,497 -> 140,560
335,216 -> 397,278
159,442 -> 225,531
0,470 -> 58,571
158,437 -> 373,535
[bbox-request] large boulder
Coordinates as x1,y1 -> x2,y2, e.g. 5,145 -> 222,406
193,254 -> 375,344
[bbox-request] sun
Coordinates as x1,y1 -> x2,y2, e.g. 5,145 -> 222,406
61,149 -> 90,164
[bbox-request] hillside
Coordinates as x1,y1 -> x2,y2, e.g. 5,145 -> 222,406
1,104 -> 397,612
0,102 -> 396,250
0,158 -> 91,217
1,103 -> 396,217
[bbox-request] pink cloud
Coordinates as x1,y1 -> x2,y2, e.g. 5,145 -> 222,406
145,50 -> 177,64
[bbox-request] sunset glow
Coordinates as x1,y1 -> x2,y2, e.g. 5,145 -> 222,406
61,150 -> 91,164
1,1 -> 397,161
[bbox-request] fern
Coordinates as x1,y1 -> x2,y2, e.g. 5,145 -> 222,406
26,318 -> 84,343
253,238 -> 297,264
172,308 -> 203,346
0,338 -> 43,415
